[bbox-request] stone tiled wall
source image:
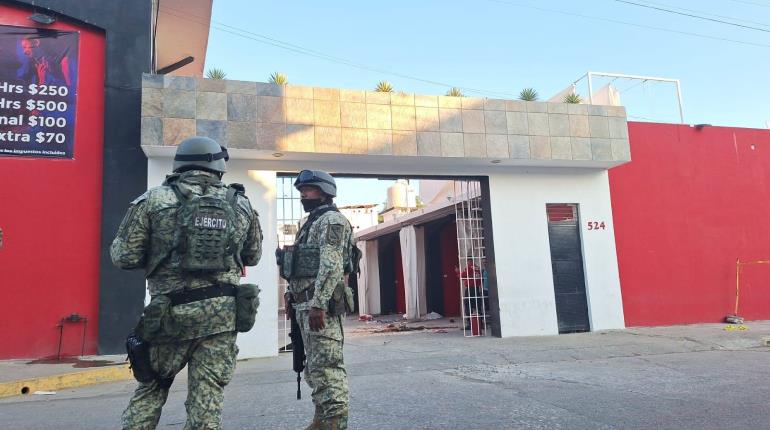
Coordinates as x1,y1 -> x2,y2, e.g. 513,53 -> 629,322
141,74 -> 631,162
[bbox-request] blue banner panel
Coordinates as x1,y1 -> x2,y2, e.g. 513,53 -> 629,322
0,25 -> 78,158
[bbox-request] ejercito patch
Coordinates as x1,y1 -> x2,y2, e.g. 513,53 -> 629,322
194,214 -> 227,229
327,224 -> 344,245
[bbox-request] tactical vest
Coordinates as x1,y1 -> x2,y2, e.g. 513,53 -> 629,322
171,179 -> 242,273
279,206 -> 361,280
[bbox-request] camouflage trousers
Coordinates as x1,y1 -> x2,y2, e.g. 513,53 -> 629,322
297,309 -> 349,421
121,331 -> 238,430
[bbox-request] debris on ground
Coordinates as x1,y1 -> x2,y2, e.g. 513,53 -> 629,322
423,312 -> 443,320
358,314 -> 373,322
723,324 -> 748,331
375,323 -> 427,333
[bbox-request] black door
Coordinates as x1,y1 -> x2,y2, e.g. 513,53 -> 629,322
424,220 -> 446,315
546,204 -> 590,333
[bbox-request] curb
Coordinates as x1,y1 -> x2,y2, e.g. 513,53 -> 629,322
0,364 -> 133,399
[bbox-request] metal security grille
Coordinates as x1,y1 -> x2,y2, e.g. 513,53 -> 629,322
453,180 -> 488,337
277,174 -> 302,349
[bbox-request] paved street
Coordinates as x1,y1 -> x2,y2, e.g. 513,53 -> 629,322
2,321 -> 770,429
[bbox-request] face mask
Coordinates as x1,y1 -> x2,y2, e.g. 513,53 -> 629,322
301,198 -> 324,212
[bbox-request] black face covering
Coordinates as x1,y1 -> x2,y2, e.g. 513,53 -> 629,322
301,198 -> 324,212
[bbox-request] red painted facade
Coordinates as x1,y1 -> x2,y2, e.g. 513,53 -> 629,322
0,4 -> 105,358
610,122 -> 770,326
440,222 -> 461,317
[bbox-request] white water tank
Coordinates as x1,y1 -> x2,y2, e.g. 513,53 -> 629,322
387,180 -> 416,209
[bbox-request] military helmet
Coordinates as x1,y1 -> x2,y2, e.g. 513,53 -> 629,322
294,170 -> 337,197
173,136 -> 229,173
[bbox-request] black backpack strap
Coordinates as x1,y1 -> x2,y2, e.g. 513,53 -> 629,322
226,183 -> 248,213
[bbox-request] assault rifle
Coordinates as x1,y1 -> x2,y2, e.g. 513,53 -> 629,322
287,298 -> 306,400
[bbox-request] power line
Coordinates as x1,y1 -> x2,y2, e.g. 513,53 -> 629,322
637,0 -> 770,28
728,0 -> 770,8
610,0 -> 770,33
158,6 -> 518,99
484,0 -> 770,49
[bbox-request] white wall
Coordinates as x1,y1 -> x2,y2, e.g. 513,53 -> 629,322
419,179 -> 453,205
488,169 -> 625,337
147,158 -> 279,359
148,154 -> 623,343
339,207 -> 378,233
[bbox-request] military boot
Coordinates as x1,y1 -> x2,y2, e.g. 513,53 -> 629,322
303,406 -> 323,430
320,414 -> 348,430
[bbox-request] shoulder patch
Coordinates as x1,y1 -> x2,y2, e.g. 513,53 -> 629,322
327,224 -> 344,246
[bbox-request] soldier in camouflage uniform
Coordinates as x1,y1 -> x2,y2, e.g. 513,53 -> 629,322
287,170 -> 353,430
111,136 -> 262,430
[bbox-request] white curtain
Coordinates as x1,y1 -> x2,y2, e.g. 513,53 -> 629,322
356,240 -> 368,315
591,83 -> 622,106
400,226 -> 421,319
364,240 -> 381,314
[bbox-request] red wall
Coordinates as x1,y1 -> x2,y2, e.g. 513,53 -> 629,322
0,5 -> 105,358
610,122 -> 770,326
440,222 -> 461,317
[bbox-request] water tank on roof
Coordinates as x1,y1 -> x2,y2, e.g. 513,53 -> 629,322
387,180 -> 416,209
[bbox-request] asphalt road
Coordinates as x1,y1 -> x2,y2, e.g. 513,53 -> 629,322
2,324 -> 770,429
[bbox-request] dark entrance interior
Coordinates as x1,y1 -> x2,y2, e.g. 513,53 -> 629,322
377,233 -> 405,315
423,217 -> 461,317
546,204 -> 590,333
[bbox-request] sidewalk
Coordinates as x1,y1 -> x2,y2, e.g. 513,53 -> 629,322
2,319 -> 768,399
0,355 -> 129,399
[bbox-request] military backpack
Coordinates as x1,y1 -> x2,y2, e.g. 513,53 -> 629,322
172,181 -> 243,272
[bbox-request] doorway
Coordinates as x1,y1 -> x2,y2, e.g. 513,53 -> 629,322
546,204 -> 590,333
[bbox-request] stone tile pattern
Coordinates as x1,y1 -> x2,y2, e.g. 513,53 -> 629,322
141,74 -> 630,162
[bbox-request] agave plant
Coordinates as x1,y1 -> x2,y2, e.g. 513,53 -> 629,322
564,93 -> 582,104
446,87 -> 464,97
519,88 -> 538,101
205,68 -> 227,80
269,72 -> 288,85
375,80 -> 394,92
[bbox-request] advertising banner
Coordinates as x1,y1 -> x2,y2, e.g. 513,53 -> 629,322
0,26 -> 78,158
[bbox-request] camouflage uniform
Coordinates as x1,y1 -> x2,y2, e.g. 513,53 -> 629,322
111,170 -> 262,430
289,203 -> 352,428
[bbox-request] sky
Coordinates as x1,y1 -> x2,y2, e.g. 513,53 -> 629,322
193,0 -> 770,205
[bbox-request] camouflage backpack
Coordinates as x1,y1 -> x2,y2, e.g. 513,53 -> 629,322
172,182 -> 242,272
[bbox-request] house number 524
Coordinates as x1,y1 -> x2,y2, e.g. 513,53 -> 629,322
587,221 -> 606,230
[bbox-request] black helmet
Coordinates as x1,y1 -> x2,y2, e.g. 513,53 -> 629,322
173,136 -> 229,173
294,170 -> 337,197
